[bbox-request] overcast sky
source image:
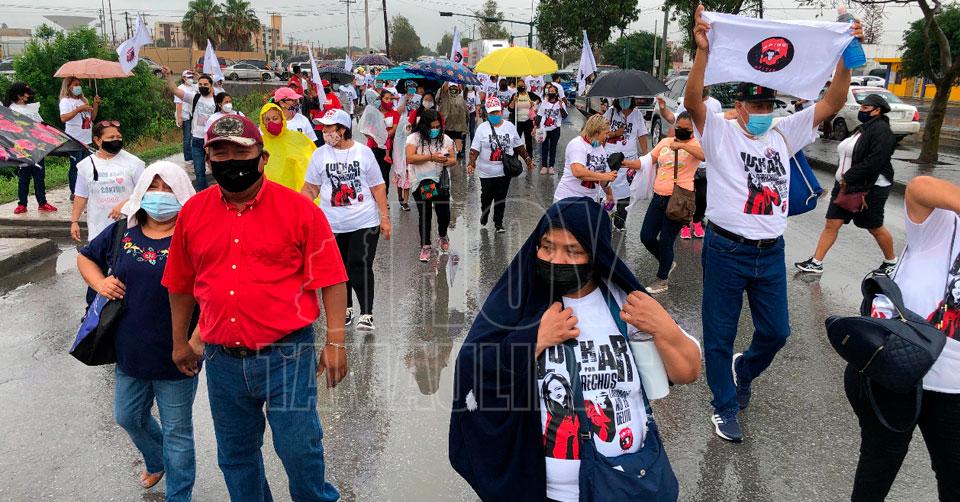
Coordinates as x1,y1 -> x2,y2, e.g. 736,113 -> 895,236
3,0 -> 920,52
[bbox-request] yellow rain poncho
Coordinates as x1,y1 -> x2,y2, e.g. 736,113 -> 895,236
258,103 -> 317,191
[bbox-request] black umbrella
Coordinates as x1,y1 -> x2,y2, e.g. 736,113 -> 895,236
586,69 -> 669,98
318,64 -> 355,85
355,54 -> 394,67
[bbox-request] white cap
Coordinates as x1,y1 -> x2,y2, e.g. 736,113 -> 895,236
315,108 -> 352,129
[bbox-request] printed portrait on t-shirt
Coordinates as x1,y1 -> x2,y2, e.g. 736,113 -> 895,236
585,392 -> 616,443
929,274 -> 960,340
487,133 -> 511,162
607,115 -> 633,146
580,152 -> 608,190
325,159 -> 364,207
541,372 -> 580,460
542,107 -> 560,128
741,147 -> 787,215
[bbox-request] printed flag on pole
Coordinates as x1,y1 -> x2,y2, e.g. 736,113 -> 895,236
451,26 -> 463,64
344,54 -> 354,72
203,40 -> 225,83
701,11 -> 853,100
309,49 -> 325,111
577,30 -> 597,95
116,14 -> 152,74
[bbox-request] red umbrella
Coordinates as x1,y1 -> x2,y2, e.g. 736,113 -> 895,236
55,58 -> 131,94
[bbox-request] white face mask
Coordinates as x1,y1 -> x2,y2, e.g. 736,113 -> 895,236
222,103 -> 234,113
323,130 -> 342,147
422,100 -> 434,109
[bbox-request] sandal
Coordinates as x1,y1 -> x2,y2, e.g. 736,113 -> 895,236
140,471 -> 164,489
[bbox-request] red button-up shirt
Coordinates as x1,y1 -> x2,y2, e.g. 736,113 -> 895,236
162,180 -> 347,349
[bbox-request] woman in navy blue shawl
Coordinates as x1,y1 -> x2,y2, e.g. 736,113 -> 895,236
449,198 -> 698,501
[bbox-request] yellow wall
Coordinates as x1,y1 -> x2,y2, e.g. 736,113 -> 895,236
879,58 -> 960,102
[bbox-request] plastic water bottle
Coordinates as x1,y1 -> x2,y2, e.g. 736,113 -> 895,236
629,335 -> 670,400
837,7 -> 866,69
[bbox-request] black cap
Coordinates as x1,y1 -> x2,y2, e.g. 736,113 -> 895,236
736,82 -> 777,102
861,94 -> 891,114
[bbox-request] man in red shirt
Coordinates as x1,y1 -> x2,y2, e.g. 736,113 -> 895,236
162,114 -> 347,501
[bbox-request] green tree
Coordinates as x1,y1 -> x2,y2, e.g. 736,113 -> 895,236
901,3 -> 960,164
222,0 -> 260,51
390,15 -> 423,62
436,31 -> 473,57
33,24 -> 58,42
12,27 -> 171,144
182,0 -> 224,49
663,0 -> 759,51
600,31 -> 661,73
475,0 -> 509,39
535,0 -> 640,55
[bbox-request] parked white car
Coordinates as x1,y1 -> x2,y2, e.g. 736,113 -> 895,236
828,86 -> 919,141
224,63 -> 273,81
850,75 -> 887,87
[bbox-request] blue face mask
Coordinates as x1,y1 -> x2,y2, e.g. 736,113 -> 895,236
140,192 -> 181,222
618,97 -> 632,109
590,139 -> 601,148
407,87 -> 417,95
429,128 -> 441,139
745,112 -> 774,136
488,114 -> 503,126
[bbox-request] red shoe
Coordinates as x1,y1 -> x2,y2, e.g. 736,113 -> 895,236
38,203 -> 58,212
13,204 -> 27,214
680,225 -> 691,240
693,221 -> 705,238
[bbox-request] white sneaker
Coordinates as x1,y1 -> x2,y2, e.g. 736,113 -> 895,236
356,314 -> 376,331
646,279 -> 669,294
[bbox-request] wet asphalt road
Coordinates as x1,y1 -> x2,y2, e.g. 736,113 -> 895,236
0,112 -> 939,502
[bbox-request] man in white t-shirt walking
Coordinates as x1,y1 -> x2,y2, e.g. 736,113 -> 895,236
685,5 -> 861,442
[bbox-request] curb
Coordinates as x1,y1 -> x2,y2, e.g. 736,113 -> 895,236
0,238 -> 58,278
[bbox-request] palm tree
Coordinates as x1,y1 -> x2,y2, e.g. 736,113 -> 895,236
222,0 -> 261,51
182,0 -> 224,49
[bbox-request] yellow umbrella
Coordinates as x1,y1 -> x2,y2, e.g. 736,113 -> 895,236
474,47 -> 559,77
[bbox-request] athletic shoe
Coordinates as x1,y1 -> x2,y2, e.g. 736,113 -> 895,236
495,226 -> 506,234
693,222 -> 705,238
13,204 -> 27,214
419,245 -> 432,262
613,226 -> 625,233
38,203 -> 58,212
680,225 -> 692,239
344,307 -> 355,326
670,261 -> 677,277
356,314 -> 376,331
872,261 -> 897,277
438,236 -> 450,252
732,352 -> 752,410
794,258 -> 824,274
480,213 -> 488,226
645,279 -> 669,294
540,167 -> 548,175
711,409 -> 743,442
400,202 -> 411,212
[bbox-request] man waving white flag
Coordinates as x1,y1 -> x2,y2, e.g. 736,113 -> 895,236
451,26 -> 463,64
344,53 -> 354,72
116,14 -> 152,74
577,30 -> 597,95
203,40 -> 225,83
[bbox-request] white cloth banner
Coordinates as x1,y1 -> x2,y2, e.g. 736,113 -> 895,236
344,54 -> 354,72
701,11 -> 852,100
451,26 -> 463,64
116,14 -> 152,74
202,40 -> 225,83
577,30 -> 597,95
309,50 -> 324,111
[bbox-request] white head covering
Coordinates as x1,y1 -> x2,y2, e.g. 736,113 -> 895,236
121,161 -> 196,228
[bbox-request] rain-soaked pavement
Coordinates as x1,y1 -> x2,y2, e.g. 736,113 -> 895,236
0,113 -> 940,501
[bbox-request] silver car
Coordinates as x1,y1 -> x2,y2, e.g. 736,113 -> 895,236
224,63 -> 273,81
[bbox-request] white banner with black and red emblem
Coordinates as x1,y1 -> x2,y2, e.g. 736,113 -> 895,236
702,11 -> 853,100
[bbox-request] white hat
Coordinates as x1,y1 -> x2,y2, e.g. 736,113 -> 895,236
485,96 -> 502,113
316,108 -> 352,129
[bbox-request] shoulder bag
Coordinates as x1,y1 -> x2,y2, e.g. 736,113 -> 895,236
70,222 -> 128,366
488,121 -> 524,178
664,147 -> 696,223
771,127 -> 824,217
561,286 -> 679,502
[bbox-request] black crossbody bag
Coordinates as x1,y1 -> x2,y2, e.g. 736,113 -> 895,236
488,121 -> 524,178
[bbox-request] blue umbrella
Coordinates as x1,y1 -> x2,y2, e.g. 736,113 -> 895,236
407,58 -> 482,86
375,65 -> 421,81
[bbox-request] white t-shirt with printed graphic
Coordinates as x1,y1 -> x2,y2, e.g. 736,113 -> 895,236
555,137 -> 609,202
470,121 -> 522,179
872,207 -> 960,393
697,105 -> 816,240
74,150 -> 145,241
605,108 -> 650,200
525,75 -> 545,96
538,287 -> 647,502
285,113 -> 319,142
304,142 -> 385,234
59,97 -> 93,145
179,89 -> 217,139
538,100 -> 565,132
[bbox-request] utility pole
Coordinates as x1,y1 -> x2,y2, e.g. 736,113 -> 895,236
108,0 -> 116,46
364,0 -> 371,52
758,0 -> 764,18
341,0 -> 355,58
99,5 -> 107,40
659,6 -> 669,79
124,12 -> 131,40
382,0 -> 390,57
652,19 -> 658,73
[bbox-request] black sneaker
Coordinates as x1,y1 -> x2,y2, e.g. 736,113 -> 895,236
344,307 -> 355,326
794,258 -> 823,274
711,409 -> 744,442
732,352 -> 752,410
872,261 -> 897,277
495,226 -> 506,234
480,213 -> 488,226
399,202 -> 411,212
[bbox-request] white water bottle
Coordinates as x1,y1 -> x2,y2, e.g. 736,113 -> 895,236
629,334 -> 670,400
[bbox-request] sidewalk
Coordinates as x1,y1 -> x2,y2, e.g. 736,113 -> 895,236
802,138 -> 960,194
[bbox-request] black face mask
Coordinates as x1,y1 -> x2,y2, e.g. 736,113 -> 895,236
675,128 -> 693,141
518,86 -> 526,92
535,257 -> 594,299
548,94 -> 558,102
198,86 -> 211,96
100,139 -> 123,154
323,87 -> 331,94
210,156 -> 262,193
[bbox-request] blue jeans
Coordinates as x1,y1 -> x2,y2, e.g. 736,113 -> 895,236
701,227 -> 790,414
181,119 -> 193,162
114,368 -> 198,502
204,326 -> 339,502
190,136 -> 207,190
17,161 -> 47,206
640,194 -> 684,279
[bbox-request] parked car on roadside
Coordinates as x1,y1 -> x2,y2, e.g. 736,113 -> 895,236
828,86 -> 920,142
573,65 -> 620,115
850,75 -> 887,88
0,58 -> 15,77
195,56 -> 229,74
140,57 -> 163,77
237,59 -> 270,70
553,70 -> 577,100
223,62 -> 274,81
649,77 -> 741,144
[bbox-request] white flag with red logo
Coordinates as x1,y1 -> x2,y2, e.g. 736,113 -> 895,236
701,11 -> 853,100
203,40 -> 225,83
577,31 -> 597,95
116,14 -> 152,74
451,26 -> 463,64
